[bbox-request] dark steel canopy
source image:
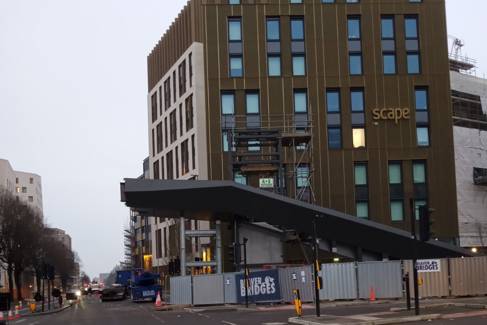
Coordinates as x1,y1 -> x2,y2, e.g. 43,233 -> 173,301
121,178 -> 470,260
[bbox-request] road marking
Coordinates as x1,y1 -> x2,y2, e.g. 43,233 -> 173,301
262,323 -> 286,325
12,320 -> 26,324
221,321 -> 237,325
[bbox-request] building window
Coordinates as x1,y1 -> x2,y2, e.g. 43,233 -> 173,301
390,201 -> 404,221
229,56 -> 243,77
326,89 -> 341,149
222,131 -> 231,152
185,95 -> 194,131
246,92 -> 259,114
388,163 -> 402,185
29,177 -> 34,184
292,55 -> 306,76
181,140 -> 189,175
151,129 -> 155,157
234,172 -> 247,185
290,18 -> 304,41
266,18 -> 280,41
383,54 -> 397,74
413,162 -> 426,184
173,71 -> 177,102
175,146 -> 180,178
405,16 -> 420,74
268,56 -> 281,76
191,134 -> 196,170
290,0 -> 303,3
151,93 -> 158,123
164,78 -> 171,110
415,87 -> 429,147
28,196 -> 33,202
349,53 -> 362,75
414,200 -> 427,220
348,17 -> 361,40
178,60 -> 186,96
354,163 -> 369,219
164,117 -> 168,148
294,90 -> 307,113
156,229 -> 162,259
189,53 -> 193,88
352,128 -> 366,148
179,104 -> 183,137
351,89 -> 364,112
156,122 -> 163,153
381,16 -> 395,39
221,92 -> 235,115
229,0 -> 240,5
153,160 -> 160,180
170,110 -> 177,143
161,157 -> 165,179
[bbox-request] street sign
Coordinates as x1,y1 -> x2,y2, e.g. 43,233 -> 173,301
259,178 -> 274,189
416,259 -> 441,273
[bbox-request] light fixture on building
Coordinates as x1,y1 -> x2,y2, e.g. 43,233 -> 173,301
333,257 -> 340,263
471,247 -> 478,253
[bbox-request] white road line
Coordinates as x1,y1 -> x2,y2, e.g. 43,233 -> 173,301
221,321 -> 237,325
262,323 -> 286,325
12,319 -> 26,324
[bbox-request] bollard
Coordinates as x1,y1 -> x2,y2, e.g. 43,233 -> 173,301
293,289 -> 302,317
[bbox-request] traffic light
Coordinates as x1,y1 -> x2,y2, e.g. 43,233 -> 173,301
419,205 -> 434,242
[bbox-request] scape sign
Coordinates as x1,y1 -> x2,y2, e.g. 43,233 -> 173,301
416,259 -> 441,273
236,269 -> 281,303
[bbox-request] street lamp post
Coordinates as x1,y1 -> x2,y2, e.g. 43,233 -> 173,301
243,237 -> 249,309
409,199 -> 420,316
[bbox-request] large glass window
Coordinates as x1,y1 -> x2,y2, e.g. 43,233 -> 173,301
391,201 -> 404,221
292,55 -> 306,76
328,128 -> 341,149
352,128 -> 366,148
268,56 -> 281,76
290,18 -> 304,41
266,18 -> 280,41
416,127 -> 429,146
349,54 -> 362,75
388,164 -> 402,184
297,166 -> 310,188
407,53 -> 420,74
414,200 -> 427,220
413,162 -> 426,183
415,89 -> 428,110
246,92 -> 259,114
351,89 -> 364,112
383,54 -> 396,74
356,202 -> 368,219
230,56 -> 243,77
234,172 -> 247,185
347,17 -> 361,40
405,17 -> 418,39
294,90 -> 307,113
326,90 -> 340,112
221,93 -> 235,115
354,164 -> 367,185
228,19 -> 242,41
381,17 -> 394,39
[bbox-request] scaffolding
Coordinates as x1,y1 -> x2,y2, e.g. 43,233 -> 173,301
223,114 -> 315,203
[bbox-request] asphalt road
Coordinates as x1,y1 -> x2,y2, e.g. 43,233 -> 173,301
8,295 -> 294,325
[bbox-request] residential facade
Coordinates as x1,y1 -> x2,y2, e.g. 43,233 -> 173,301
450,63 -> 487,252
46,228 -> 72,251
145,0 -> 458,272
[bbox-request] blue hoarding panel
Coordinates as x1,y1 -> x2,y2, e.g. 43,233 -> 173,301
236,269 -> 281,303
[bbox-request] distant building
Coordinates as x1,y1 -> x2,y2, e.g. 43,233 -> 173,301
450,59 -> 487,252
0,159 -> 43,215
99,273 -> 110,285
46,228 -> 72,251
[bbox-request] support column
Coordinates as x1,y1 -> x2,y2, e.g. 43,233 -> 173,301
180,217 -> 186,276
216,220 -> 222,274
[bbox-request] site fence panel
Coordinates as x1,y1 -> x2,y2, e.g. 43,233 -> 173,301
357,261 -> 402,299
450,256 -> 487,296
169,276 -> 192,305
403,259 -> 450,298
279,265 -> 314,303
320,262 -> 358,300
193,274 -> 224,306
223,272 -> 241,304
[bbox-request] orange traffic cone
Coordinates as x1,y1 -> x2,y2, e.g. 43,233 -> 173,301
155,292 -> 163,308
15,306 -> 20,319
369,287 -> 376,302
0,311 -> 4,321
7,310 -> 14,321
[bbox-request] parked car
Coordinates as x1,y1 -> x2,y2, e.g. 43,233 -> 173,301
101,284 -> 126,302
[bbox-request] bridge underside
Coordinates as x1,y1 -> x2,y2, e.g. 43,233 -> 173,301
121,178 -> 470,261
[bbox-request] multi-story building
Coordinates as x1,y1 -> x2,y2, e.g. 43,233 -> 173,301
46,228 -> 72,251
145,0 -> 459,272
449,55 -> 487,253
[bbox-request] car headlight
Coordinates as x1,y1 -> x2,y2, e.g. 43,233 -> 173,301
117,292 -> 124,296
75,290 -> 81,297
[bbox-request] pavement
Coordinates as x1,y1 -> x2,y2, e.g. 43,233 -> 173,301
288,297 -> 487,325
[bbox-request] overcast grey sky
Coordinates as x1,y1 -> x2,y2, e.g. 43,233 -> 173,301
0,0 -> 485,278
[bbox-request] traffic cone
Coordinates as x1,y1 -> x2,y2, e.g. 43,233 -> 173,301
0,311 -> 4,321
7,310 -> 14,321
155,291 -> 163,308
369,287 -> 376,302
14,306 -> 20,319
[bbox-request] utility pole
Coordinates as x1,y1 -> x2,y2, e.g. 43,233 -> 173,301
409,199 -> 420,316
243,237 -> 249,309
313,215 -> 321,318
